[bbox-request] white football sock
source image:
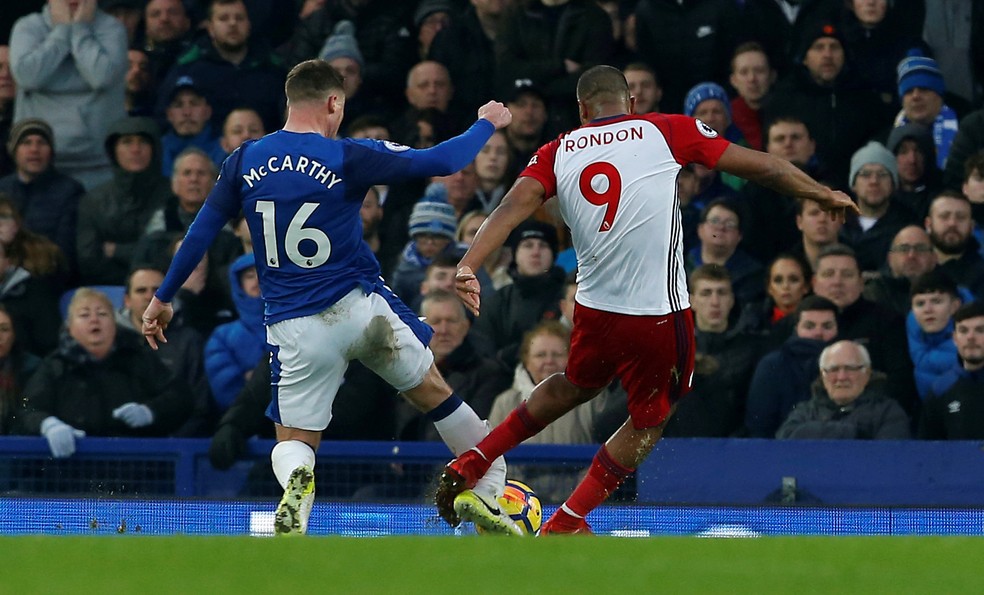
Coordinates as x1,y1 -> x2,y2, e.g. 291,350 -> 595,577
271,440 -> 316,490
432,402 -> 506,500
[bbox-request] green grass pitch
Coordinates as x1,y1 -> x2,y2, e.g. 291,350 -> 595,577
3,535 -> 982,594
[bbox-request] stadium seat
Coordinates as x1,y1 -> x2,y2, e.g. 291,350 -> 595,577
59,285 -> 127,320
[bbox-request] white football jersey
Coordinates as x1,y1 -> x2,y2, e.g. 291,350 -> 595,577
522,114 -> 729,315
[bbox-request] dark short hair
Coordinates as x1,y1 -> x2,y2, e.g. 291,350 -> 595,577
765,115 -> 812,140
689,263 -> 731,290
699,197 -> 745,229
285,59 -> 345,104
964,150 -> 984,183
953,300 -> 984,324
815,243 -> 858,268
425,252 -> 459,273
576,65 -> 629,105
623,61 -> 659,86
929,189 -> 971,212
794,294 -> 838,324
910,269 -> 959,299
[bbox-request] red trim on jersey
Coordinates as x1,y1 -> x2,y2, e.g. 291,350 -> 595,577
520,138 -> 561,200
518,113 -> 729,200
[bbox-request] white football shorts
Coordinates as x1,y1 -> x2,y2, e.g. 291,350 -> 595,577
266,285 -> 434,431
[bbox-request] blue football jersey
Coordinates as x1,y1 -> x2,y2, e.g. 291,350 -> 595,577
156,120 -> 494,324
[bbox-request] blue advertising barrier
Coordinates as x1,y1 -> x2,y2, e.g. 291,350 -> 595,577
636,438 -> 984,506
2,436 -> 983,505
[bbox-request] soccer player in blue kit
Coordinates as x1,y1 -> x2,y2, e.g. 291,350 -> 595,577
140,59 -> 520,535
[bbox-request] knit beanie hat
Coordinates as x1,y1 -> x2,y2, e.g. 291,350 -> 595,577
796,21 -> 845,62
886,122 -> 936,163
897,51 -> 945,98
849,141 -> 898,187
507,218 -> 558,255
319,20 -> 364,68
408,184 -> 457,240
414,0 -> 453,27
683,82 -> 731,118
7,118 -> 54,157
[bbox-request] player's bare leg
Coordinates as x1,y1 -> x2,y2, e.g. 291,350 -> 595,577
435,373 -> 602,521
540,410 -> 674,535
403,363 -> 519,534
271,426 -> 320,535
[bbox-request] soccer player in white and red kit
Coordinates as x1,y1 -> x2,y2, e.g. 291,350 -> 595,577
436,65 -> 859,534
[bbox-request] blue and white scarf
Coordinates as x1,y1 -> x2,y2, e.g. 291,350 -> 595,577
894,104 -> 959,170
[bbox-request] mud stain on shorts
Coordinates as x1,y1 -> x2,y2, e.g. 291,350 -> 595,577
355,315 -> 397,366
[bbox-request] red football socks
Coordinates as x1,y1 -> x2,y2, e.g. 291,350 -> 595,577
474,402 -> 546,462
564,445 -> 634,517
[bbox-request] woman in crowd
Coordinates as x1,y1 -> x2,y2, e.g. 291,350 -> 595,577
739,253 -> 812,348
17,288 -> 193,458
489,321 -> 611,502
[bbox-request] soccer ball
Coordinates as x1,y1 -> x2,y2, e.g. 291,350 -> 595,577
497,479 -> 542,535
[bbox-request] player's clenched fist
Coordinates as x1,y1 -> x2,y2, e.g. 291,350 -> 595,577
477,101 -> 512,130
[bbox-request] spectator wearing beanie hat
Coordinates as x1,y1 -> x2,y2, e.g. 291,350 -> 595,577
684,82 -> 746,192
840,141 -> 919,273
414,0 -> 452,60
389,184 -> 464,302
475,218 -> 565,368
886,123 -> 941,220
893,52 -> 959,170
762,20 -> 887,187
0,118 -> 84,269
319,20 -> 378,127
684,82 -> 744,144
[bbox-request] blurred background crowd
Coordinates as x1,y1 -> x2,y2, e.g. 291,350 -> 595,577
0,0 -> 983,479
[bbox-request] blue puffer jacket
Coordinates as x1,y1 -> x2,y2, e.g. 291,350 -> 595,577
906,312 -> 959,400
204,253 -> 265,411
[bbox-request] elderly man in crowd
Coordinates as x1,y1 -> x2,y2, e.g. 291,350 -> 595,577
776,340 -> 910,440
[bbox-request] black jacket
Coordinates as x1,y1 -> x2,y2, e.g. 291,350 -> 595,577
15,329 -> 193,436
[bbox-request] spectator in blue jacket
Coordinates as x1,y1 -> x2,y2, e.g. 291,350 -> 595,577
907,270 -> 963,400
204,253 -> 265,412
745,295 -> 839,438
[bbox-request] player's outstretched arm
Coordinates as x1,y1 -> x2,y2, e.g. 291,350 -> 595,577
457,177 -> 545,316
715,144 -> 860,220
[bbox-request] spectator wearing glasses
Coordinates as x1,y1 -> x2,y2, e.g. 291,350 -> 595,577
686,198 -> 764,308
863,225 -> 938,317
810,244 -> 918,416
776,339 -> 910,440
839,141 -> 918,273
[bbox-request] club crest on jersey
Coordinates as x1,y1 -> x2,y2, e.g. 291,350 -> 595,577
528,154 -> 538,166
695,119 -> 718,138
383,141 -> 411,152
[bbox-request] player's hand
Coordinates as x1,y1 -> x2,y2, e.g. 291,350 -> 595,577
455,265 -> 482,317
477,101 -> 512,130
818,189 -> 860,223
141,296 -> 173,350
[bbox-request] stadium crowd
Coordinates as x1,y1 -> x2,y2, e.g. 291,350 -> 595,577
0,0 -> 983,491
